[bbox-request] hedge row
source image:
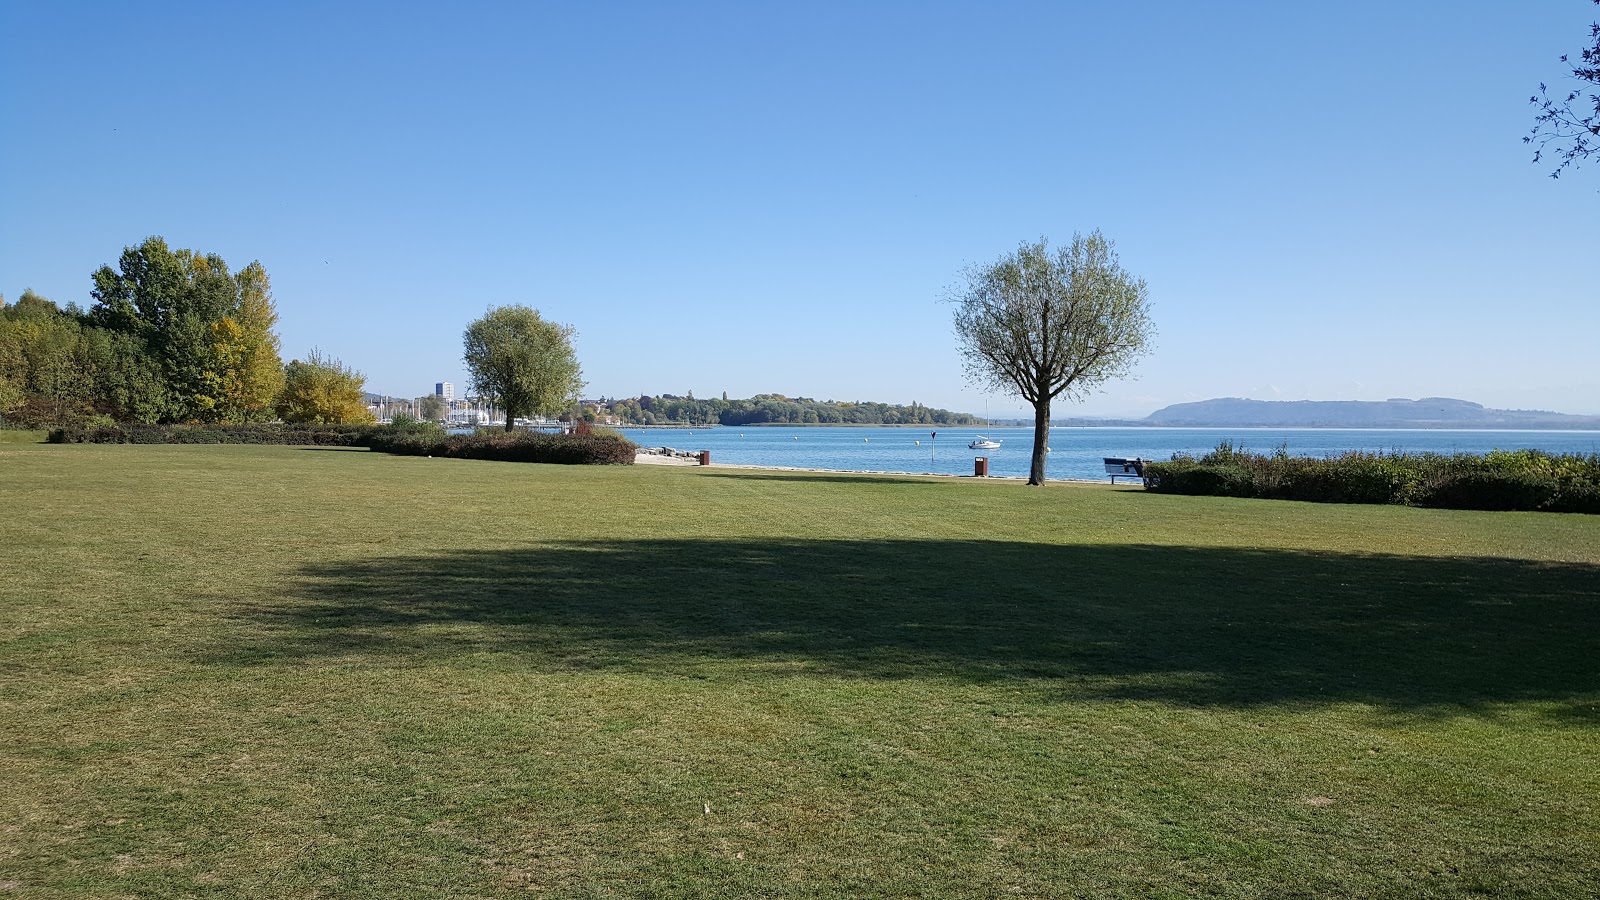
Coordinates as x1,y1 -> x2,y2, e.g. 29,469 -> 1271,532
1142,445 -> 1600,514
365,429 -> 637,465
45,422 -> 639,467
47,423 -> 377,446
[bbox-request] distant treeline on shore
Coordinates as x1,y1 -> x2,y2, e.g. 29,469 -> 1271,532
1054,397 -> 1600,430
608,393 -> 981,426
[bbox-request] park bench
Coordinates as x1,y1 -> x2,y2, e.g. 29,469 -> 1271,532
1103,457 -> 1149,484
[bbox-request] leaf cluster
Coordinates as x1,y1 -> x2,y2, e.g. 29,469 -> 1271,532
1527,0 -> 1600,178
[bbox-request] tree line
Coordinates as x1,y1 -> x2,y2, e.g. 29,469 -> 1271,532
606,393 -> 981,426
1,238 -> 371,428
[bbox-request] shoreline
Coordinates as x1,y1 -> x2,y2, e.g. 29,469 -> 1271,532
632,451 -> 1112,484
621,424 -> 1600,434
622,423 -> 1001,429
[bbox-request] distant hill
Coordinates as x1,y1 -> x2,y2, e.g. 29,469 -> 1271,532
1140,397 -> 1600,429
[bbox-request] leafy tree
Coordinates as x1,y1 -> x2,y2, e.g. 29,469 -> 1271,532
417,393 -> 447,422
1528,0 -> 1600,179
17,315 -> 94,424
198,262 -> 285,421
81,328 -> 173,424
4,289 -> 65,321
88,237 -> 283,422
949,233 -> 1154,485
276,349 -> 376,424
1,292 -> 91,425
462,305 -> 583,432
0,314 -> 26,419
0,373 -> 22,419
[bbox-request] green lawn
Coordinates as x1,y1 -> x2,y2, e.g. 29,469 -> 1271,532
2,444 -> 1597,898
0,429 -> 46,443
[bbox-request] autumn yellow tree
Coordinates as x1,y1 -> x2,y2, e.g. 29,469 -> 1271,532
275,349 -> 376,424
197,262 -> 285,421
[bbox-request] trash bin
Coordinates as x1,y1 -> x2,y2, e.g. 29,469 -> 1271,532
698,450 -> 711,466
974,456 -> 988,477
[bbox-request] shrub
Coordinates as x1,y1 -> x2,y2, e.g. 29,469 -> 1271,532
1143,443 -> 1598,515
1141,461 -> 1252,497
1415,470 -> 1559,512
386,413 -> 445,441
47,423 -> 377,446
366,429 -> 637,466
1546,479 -> 1600,514
362,431 -> 440,456
1277,453 -> 1406,505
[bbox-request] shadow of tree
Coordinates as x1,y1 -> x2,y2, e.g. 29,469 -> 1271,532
225,540 -> 1600,714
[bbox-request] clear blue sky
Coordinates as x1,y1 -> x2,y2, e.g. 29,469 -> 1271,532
3,2 -> 1596,417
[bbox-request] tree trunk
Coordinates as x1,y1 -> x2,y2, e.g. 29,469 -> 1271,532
1029,398 -> 1050,485
503,403 -> 516,432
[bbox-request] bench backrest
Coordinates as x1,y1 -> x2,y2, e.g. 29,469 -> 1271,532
1103,458 -> 1147,477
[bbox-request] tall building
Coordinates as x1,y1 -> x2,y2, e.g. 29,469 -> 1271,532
435,382 -> 454,401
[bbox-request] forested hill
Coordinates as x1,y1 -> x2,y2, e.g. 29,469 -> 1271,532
1143,397 -> 1600,429
609,394 -> 981,426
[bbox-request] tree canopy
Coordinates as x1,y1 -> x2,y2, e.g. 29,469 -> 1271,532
87,237 -> 284,421
950,233 -> 1154,485
1527,0 -> 1600,179
276,350 -> 375,425
463,306 -> 583,432
2,288 -> 175,427
0,238 -> 374,429
417,393 -> 447,422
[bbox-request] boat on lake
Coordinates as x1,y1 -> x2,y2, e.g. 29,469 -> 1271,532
968,436 -> 1002,450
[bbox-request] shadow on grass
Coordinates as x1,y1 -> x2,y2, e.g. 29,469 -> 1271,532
225,540 -> 1600,714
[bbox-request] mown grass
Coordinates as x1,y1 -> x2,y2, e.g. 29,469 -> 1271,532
2,444 -> 1597,898
0,429 -> 45,443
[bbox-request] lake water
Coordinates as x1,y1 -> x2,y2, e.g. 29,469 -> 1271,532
620,426 -> 1600,481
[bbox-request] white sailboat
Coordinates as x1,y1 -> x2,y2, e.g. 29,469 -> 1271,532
968,399 -> 1001,450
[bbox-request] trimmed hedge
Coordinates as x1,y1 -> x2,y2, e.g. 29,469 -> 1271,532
1143,444 -> 1600,515
47,423 -> 377,446
1411,469 -> 1558,512
45,422 -> 639,467
366,430 -> 637,466
1141,461 -> 1253,497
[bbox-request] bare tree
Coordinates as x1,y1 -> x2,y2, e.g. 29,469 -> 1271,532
950,233 -> 1154,485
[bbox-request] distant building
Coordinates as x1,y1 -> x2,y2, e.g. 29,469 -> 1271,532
435,382 -> 454,401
